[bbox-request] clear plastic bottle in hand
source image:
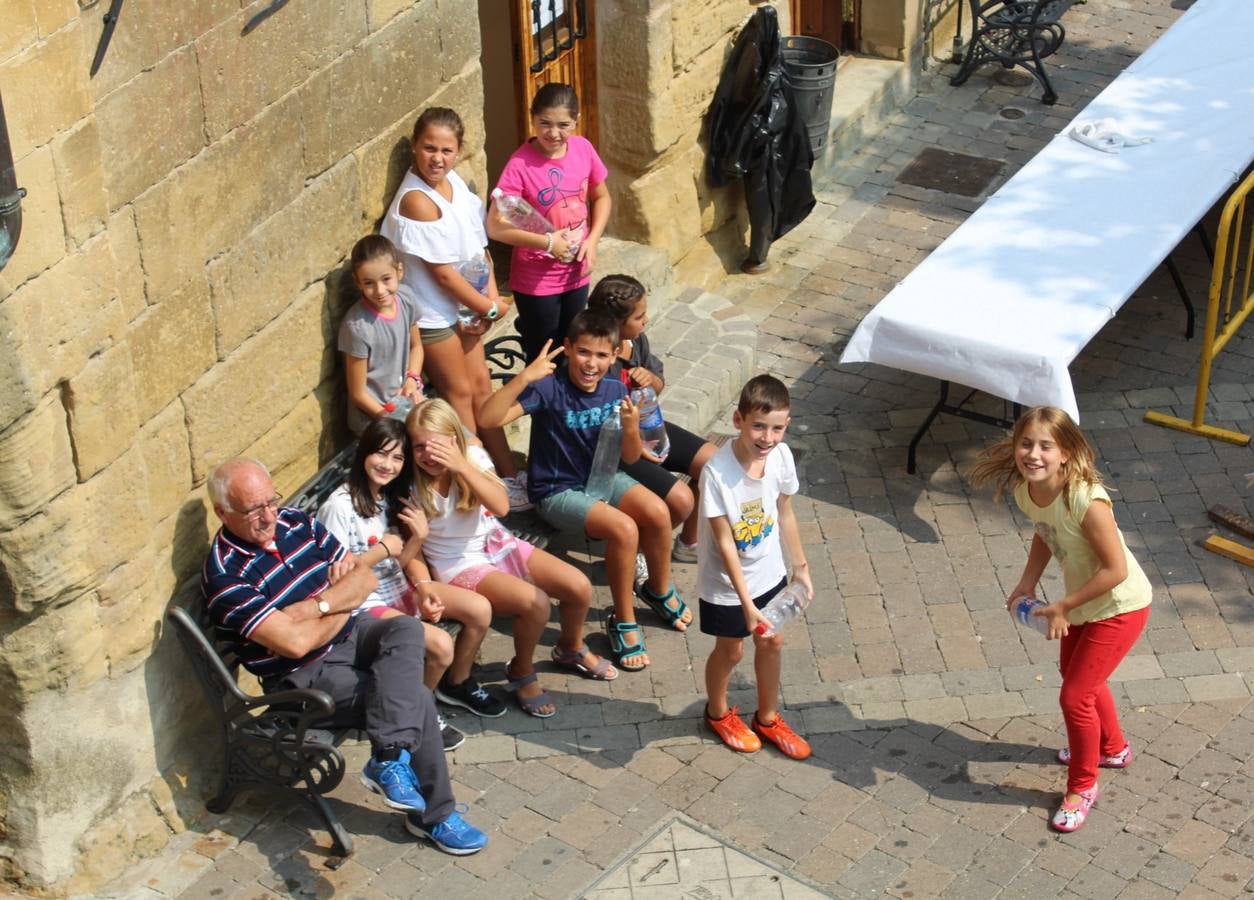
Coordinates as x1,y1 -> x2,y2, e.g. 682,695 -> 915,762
753,581 -> 812,637
585,404 -> 623,501
382,393 -> 414,422
630,386 -> 670,462
1010,595 -> 1051,635
456,253 -> 491,328
491,189 -> 554,234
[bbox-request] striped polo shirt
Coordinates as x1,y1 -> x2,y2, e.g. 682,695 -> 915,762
202,508 -> 352,679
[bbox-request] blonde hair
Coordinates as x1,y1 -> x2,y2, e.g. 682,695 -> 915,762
968,406 -> 1103,510
406,398 -> 500,517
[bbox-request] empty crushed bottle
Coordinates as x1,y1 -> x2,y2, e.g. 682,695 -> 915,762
585,403 -> 623,501
1010,595 -> 1051,635
753,581 -> 811,636
456,253 -> 490,328
630,386 -> 670,462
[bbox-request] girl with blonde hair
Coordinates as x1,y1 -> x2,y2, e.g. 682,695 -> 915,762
971,406 -> 1151,833
408,399 -> 616,718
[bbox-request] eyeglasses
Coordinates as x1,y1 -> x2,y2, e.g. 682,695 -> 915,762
235,493 -> 282,522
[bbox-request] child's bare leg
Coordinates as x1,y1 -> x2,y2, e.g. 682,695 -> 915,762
661,480 -> 694,531
584,501 -> 648,667
680,442 -> 719,546
421,622 -> 454,692
526,547 -> 605,668
429,582 -> 492,684
751,631 -> 785,723
705,636 -> 744,718
462,331 -> 519,477
618,485 -> 674,596
620,484 -> 692,629
424,334 -> 480,435
477,572 -> 554,715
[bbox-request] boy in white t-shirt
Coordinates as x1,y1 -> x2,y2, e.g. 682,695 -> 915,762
697,375 -> 813,759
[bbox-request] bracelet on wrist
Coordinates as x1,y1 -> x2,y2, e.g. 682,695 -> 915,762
544,233 -> 554,254
405,371 -> 423,388
381,542 -> 392,559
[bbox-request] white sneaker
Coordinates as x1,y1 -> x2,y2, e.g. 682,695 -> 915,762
634,552 -> 648,585
503,473 -> 532,511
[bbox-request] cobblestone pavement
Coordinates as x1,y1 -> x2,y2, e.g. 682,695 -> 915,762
103,2 -> 1254,897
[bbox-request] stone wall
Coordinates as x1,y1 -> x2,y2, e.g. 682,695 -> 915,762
0,0 -> 485,891
594,0 -> 796,261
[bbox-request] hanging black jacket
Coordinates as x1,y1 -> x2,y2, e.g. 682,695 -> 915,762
706,5 -> 816,262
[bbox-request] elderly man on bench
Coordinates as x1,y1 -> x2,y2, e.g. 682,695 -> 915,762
202,457 -> 488,855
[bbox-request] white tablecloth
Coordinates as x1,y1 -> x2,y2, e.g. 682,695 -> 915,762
839,0 -> 1254,420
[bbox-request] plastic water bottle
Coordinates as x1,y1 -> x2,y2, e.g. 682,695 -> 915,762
491,189 -> 554,235
382,394 -> 414,422
1010,595 -> 1051,635
456,253 -> 490,328
585,404 -> 623,501
753,582 -> 811,636
630,386 -> 670,462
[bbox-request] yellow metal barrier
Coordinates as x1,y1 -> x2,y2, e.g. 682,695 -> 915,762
1144,169 -> 1254,446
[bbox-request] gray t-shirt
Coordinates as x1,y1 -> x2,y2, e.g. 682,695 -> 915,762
338,283 -> 423,434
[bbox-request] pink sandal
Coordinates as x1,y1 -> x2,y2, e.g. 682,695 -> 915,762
1051,786 -> 1099,832
1057,744 -> 1131,768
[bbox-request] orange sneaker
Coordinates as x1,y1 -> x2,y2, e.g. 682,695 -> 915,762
705,705 -> 761,752
752,712 -> 811,760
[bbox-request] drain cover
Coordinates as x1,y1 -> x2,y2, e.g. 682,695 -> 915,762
1000,107 -> 1026,120
896,147 -> 1005,197
581,816 -> 834,898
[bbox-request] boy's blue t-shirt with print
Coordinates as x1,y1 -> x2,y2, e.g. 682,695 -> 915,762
518,369 -> 628,502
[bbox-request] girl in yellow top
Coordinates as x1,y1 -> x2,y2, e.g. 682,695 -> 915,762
972,407 -> 1151,834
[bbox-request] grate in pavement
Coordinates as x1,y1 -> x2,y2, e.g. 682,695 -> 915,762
579,814 -> 834,899
896,147 -> 1005,197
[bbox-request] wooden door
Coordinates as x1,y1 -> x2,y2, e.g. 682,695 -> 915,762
791,0 -> 858,51
513,0 -> 597,145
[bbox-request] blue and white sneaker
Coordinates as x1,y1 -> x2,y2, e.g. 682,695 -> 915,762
360,749 -> 426,813
406,806 -> 489,855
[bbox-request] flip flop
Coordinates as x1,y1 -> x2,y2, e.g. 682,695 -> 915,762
635,582 -> 692,631
504,667 -> 556,718
551,645 -> 618,681
606,615 -> 648,670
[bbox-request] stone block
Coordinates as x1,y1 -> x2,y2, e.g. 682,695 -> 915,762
183,283 -> 335,481
670,0 -> 749,74
50,117 -> 107,247
0,234 -> 126,432
128,275 -> 217,424
197,0 -> 367,140
435,0 -> 481,82
0,589 -> 107,697
367,0 -> 412,29
22,672 -> 165,887
242,388 -> 335,496
133,94 -> 304,298
0,145 -> 64,299
33,0 -> 77,36
0,23 -> 91,158
97,552 -> 172,674
354,110 -> 422,230
0,446 -> 150,612
597,2 -> 671,94
299,1 -> 443,178
0,1 -> 38,64
107,206 -> 147,321
138,402 -> 194,526
96,46 -> 206,210
0,396 -> 75,530
65,341 -> 140,480
614,147 -> 704,260
208,157 -> 360,356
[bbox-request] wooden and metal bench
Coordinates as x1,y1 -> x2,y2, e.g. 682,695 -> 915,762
951,0 -> 1080,105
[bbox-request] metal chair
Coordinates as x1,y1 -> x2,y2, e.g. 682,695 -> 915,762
951,0 -> 1078,105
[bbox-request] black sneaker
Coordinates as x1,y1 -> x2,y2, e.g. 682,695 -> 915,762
436,675 -> 507,718
438,714 -> 466,752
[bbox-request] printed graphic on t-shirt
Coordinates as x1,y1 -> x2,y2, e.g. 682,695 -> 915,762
564,400 -> 618,431
732,498 -> 774,551
537,166 -> 589,235
1035,521 -> 1066,561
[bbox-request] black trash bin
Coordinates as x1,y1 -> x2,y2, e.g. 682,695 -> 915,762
781,36 -> 839,154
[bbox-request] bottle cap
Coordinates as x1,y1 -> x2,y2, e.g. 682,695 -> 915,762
367,536 -> 378,545
754,622 -> 769,636
383,402 -> 396,413
491,188 -> 503,199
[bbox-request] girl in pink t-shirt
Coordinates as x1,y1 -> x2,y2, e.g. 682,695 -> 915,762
487,83 -> 611,362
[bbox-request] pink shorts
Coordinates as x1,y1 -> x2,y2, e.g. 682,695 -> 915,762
446,539 -> 537,591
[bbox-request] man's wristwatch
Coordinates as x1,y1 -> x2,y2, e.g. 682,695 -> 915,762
317,599 -> 331,616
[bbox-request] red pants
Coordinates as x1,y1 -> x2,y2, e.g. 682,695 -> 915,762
1058,605 -> 1150,793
